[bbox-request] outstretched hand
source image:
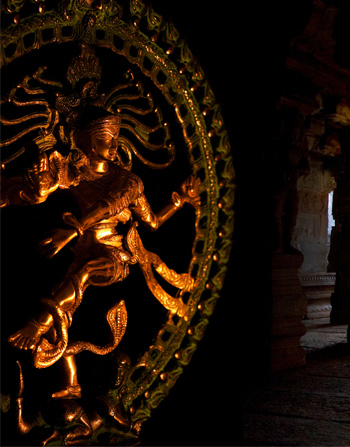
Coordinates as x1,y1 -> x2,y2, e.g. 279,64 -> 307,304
25,153 -> 59,199
180,175 -> 201,210
39,228 -> 77,259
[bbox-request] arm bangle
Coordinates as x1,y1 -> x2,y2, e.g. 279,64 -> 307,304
62,212 -> 84,237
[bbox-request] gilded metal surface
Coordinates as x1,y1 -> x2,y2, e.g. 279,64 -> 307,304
1,1 -> 235,445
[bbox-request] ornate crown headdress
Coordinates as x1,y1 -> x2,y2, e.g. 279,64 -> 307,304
0,33 -> 173,171
67,43 -> 102,89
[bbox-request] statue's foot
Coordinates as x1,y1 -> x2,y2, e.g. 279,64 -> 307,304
51,385 -> 82,400
8,319 -> 48,350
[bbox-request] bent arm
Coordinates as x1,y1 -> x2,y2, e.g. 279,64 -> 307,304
131,192 -> 184,231
131,175 -> 201,231
1,168 -> 57,207
1,151 -> 72,207
1,175 -> 36,207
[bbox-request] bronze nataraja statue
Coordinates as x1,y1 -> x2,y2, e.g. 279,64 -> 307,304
1,47 -> 199,444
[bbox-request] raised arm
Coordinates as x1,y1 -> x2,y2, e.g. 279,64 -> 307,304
131,175 -> 200,231
1,151 -> 71,207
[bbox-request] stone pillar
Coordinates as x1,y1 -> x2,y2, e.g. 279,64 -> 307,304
292,159 -> 334,273
270,253 -> 307,370
291,158 -> 336,318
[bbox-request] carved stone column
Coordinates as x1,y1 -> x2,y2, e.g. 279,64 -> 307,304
292,157 -> 336,318
292,159 -> 334,273
271,253 -> 307,371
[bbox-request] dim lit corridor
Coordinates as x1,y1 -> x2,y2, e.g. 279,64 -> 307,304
243,320 -> 350,446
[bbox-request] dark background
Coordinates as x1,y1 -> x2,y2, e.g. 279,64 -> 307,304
140,1 -> 312,446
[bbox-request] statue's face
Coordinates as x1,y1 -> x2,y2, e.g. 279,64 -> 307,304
90,124 -> 120,162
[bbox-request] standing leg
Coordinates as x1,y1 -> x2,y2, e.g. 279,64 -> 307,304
52,355 -> 81,399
